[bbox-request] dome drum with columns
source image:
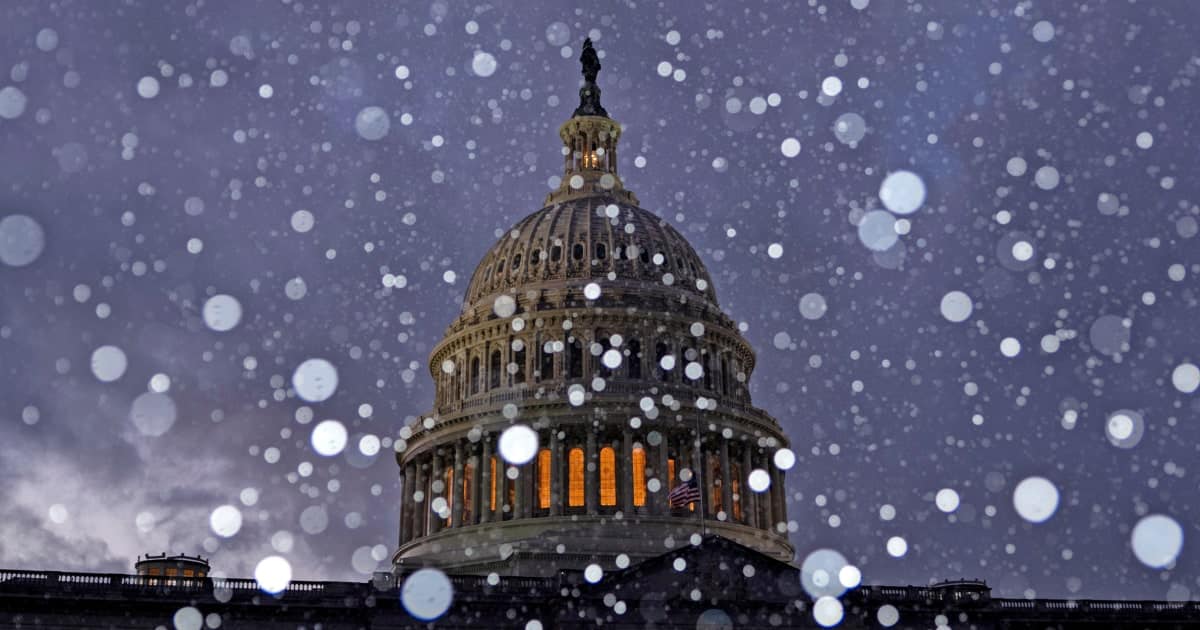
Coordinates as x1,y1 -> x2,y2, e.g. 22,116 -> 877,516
393,39 -> 793,577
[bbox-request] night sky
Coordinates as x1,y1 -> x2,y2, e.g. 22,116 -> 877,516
1,0 -> 1198,603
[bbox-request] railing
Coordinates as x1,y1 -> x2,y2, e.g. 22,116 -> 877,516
429,379 -> 779,433
994,599 -> 1199,613
0,570 -> 335,596
0,568 -> 552,598
854,584 -> 1200,616
8,568 -> 1199,618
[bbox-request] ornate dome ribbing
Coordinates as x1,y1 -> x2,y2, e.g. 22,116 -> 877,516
393,39 -> 792,577
463,201 -> 720,310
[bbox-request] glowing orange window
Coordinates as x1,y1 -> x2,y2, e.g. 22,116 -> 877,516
600,447 -> 616,506
568,448 -> 584,507
538,449 -> 552,509
632,447 -> 646,507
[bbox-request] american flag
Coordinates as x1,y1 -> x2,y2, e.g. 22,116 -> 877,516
668,478 -> 701,509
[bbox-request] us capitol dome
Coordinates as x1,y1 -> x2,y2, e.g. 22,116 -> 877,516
393,39 -> 793,577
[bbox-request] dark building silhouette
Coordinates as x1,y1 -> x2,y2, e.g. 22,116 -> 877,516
1,41 -> 1193,630
2,538 -> 1196,628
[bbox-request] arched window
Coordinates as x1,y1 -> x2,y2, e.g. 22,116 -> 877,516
470,357 -> 480,395
539,338 -> 554,381
595,242 -> 607,260
703,352 -> 713,390
511,254 -> 522,270
632,447 -> 646,507
566,339 -> 583,379
628,339 -> 642,380
682,346 -> 696,383
489,349 -> 502,389
600,447 -> 616,506
452,361 -> 462,401
597,334 -> 613,378
572,243 -> 584,261
512,338 -> 526,385
551,244 -> 562,262
568,448 -> 585,507
655,342 -> 670,382
720,357 -> 730,394
538,449 -> 552,509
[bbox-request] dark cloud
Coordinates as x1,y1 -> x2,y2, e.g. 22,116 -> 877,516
1,0 -> 1198,601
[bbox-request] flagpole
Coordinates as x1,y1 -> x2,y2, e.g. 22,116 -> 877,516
695,412 -> 706,538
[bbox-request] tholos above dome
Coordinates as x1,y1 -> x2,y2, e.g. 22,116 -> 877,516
464,198 -> 720,310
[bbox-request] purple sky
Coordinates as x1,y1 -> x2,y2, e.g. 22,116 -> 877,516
1,0 -> 1198,601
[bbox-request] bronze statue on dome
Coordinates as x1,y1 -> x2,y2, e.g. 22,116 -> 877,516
574,37 -> 608,117
580,37 -> 601,83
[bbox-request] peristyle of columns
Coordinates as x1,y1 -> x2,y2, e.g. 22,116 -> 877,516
397,425 -> 789,547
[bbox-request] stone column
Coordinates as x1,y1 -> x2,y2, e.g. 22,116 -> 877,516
400,463 -> 415,544
758,451 -> 773,531
512,457 -> 524,520
397,469 -> 407,546
411,456 -> 426,539
549,431 -> 562,516
430,450 -> 444,534
480,435 -> 492,524
621,429 -> 633,514
741,445 -> 757,529
677,433 -> 691,511
719,437 -> 732,522
452,441 -> 464,528
656,431 -> 670,515
523,458 -> 535,518
771,463 -> 787,529
496,455 -> 508,521
585,429 -> 598,515
468,446 -> 480,526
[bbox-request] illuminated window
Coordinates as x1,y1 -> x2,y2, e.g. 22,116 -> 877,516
668,458 -> 676,487
183,569 -> 194,577
600,447 -> 616,506
538,448 -> 552,509
507,472 -> 515,515
489,456 -> 497,511
568,448 -> 584,507
444,467 -> 454,526
632,447 -> 646,507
